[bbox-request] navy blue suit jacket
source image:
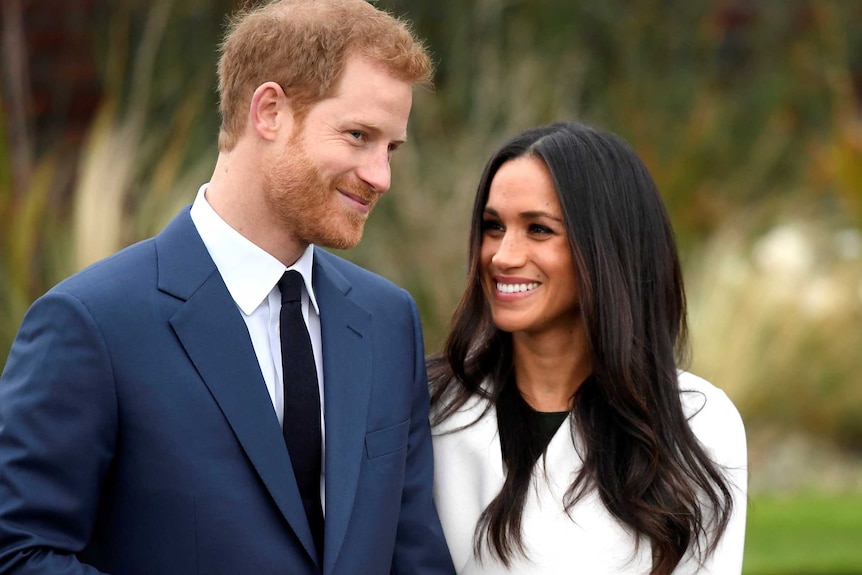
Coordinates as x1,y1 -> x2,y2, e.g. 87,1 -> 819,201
0,208 -> 455,575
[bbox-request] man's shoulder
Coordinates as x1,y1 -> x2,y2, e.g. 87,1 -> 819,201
53,236 -> 158,298
52,207 -> 194,300
313,247 -> 408,299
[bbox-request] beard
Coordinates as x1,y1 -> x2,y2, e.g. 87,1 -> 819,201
263,139 -> 377,250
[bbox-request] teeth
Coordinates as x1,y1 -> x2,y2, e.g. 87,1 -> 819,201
496,282 -> 539,294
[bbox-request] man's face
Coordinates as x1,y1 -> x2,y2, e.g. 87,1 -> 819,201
263,56 -> 413,250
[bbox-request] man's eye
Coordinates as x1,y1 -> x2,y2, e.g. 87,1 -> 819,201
349,131 -> 364,140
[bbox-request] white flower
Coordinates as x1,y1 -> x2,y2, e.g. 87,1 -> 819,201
834,228 -> 862,261
752,224 -> 815,278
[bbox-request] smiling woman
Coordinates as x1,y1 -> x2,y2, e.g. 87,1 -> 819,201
481,159 -> 576,323
478,156 -> 587,411
428,121 -> 748,575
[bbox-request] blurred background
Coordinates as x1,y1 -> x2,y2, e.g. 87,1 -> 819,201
1,0 -> 861,572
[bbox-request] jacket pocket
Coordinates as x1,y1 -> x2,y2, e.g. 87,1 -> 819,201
365,419 -> 410,459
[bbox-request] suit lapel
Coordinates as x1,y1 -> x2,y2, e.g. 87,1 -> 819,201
155,210 -> 320,567
312,251 -> 373,574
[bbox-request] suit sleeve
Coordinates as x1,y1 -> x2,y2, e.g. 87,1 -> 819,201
389,294 -> 456,575
0,291 -> 115,574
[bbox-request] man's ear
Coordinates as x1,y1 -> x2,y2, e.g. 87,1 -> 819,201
249,81 -> 294,141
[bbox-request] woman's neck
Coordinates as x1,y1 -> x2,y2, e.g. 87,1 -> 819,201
511,326 -> 591,412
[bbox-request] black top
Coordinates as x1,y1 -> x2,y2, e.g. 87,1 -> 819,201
529,409 -> 569,458
496,376 -> 578,469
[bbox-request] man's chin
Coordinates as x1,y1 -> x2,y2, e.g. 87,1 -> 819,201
315,227 -> 365,250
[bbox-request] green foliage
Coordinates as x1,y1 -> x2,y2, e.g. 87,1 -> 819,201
744,492 -> 862,574
0,0 -> 225,357
361,0 -> 862,350
1,0 -> 861,449
687,215 -> 862,449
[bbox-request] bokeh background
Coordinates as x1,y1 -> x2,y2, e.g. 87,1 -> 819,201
2,0 -> 861,572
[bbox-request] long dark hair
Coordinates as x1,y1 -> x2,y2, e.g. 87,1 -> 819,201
429,121 -> 734,575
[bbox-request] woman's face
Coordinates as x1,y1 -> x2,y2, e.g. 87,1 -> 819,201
479,156 -> 580,337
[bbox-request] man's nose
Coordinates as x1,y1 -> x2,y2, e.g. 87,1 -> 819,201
356,147 -> 391,193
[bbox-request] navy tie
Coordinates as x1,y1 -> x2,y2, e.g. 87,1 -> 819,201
278,270 -> 324,560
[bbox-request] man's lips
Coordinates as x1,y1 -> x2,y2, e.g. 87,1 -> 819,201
339,189 -> 373,214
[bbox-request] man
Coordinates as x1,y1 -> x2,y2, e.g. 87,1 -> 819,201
0,1 -> 455,573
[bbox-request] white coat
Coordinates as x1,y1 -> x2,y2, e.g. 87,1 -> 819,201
432,371 -> 747,574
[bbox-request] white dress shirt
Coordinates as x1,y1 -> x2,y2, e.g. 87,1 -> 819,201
190,183 -> 326,508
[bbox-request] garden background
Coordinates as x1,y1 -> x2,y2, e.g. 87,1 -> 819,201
2,0 -> 861,572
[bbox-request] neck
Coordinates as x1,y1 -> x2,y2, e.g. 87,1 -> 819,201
206,149 -> 306,267
511,325 -> 591,412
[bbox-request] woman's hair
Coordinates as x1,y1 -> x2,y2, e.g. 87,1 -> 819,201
429,121 -> 734,575
217,0 -> 432,151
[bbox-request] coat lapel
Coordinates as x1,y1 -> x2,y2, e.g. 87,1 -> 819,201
312,251 -> 373,574
155,210 -> 320,567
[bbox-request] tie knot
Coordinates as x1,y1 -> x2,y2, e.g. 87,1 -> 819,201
278,270 -> 304,304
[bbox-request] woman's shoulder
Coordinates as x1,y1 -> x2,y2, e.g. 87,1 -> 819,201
431,390 -> 494,436
677,370 -> 747,467
677,371 -> 740,418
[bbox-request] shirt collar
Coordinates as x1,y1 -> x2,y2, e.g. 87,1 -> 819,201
189,183 -> 319,316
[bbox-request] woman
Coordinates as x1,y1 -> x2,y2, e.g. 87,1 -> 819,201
429,121 -> 747,574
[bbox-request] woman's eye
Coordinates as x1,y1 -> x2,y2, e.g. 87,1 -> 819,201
482,220 -> 503,232
529,224 -> 553,235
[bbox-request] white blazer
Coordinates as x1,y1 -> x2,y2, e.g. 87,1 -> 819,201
432,371 -> 748,574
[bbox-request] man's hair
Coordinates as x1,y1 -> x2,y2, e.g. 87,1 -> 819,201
216,0 -> 433,151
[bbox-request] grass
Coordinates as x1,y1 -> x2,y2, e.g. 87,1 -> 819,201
743,491 -> 862,574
